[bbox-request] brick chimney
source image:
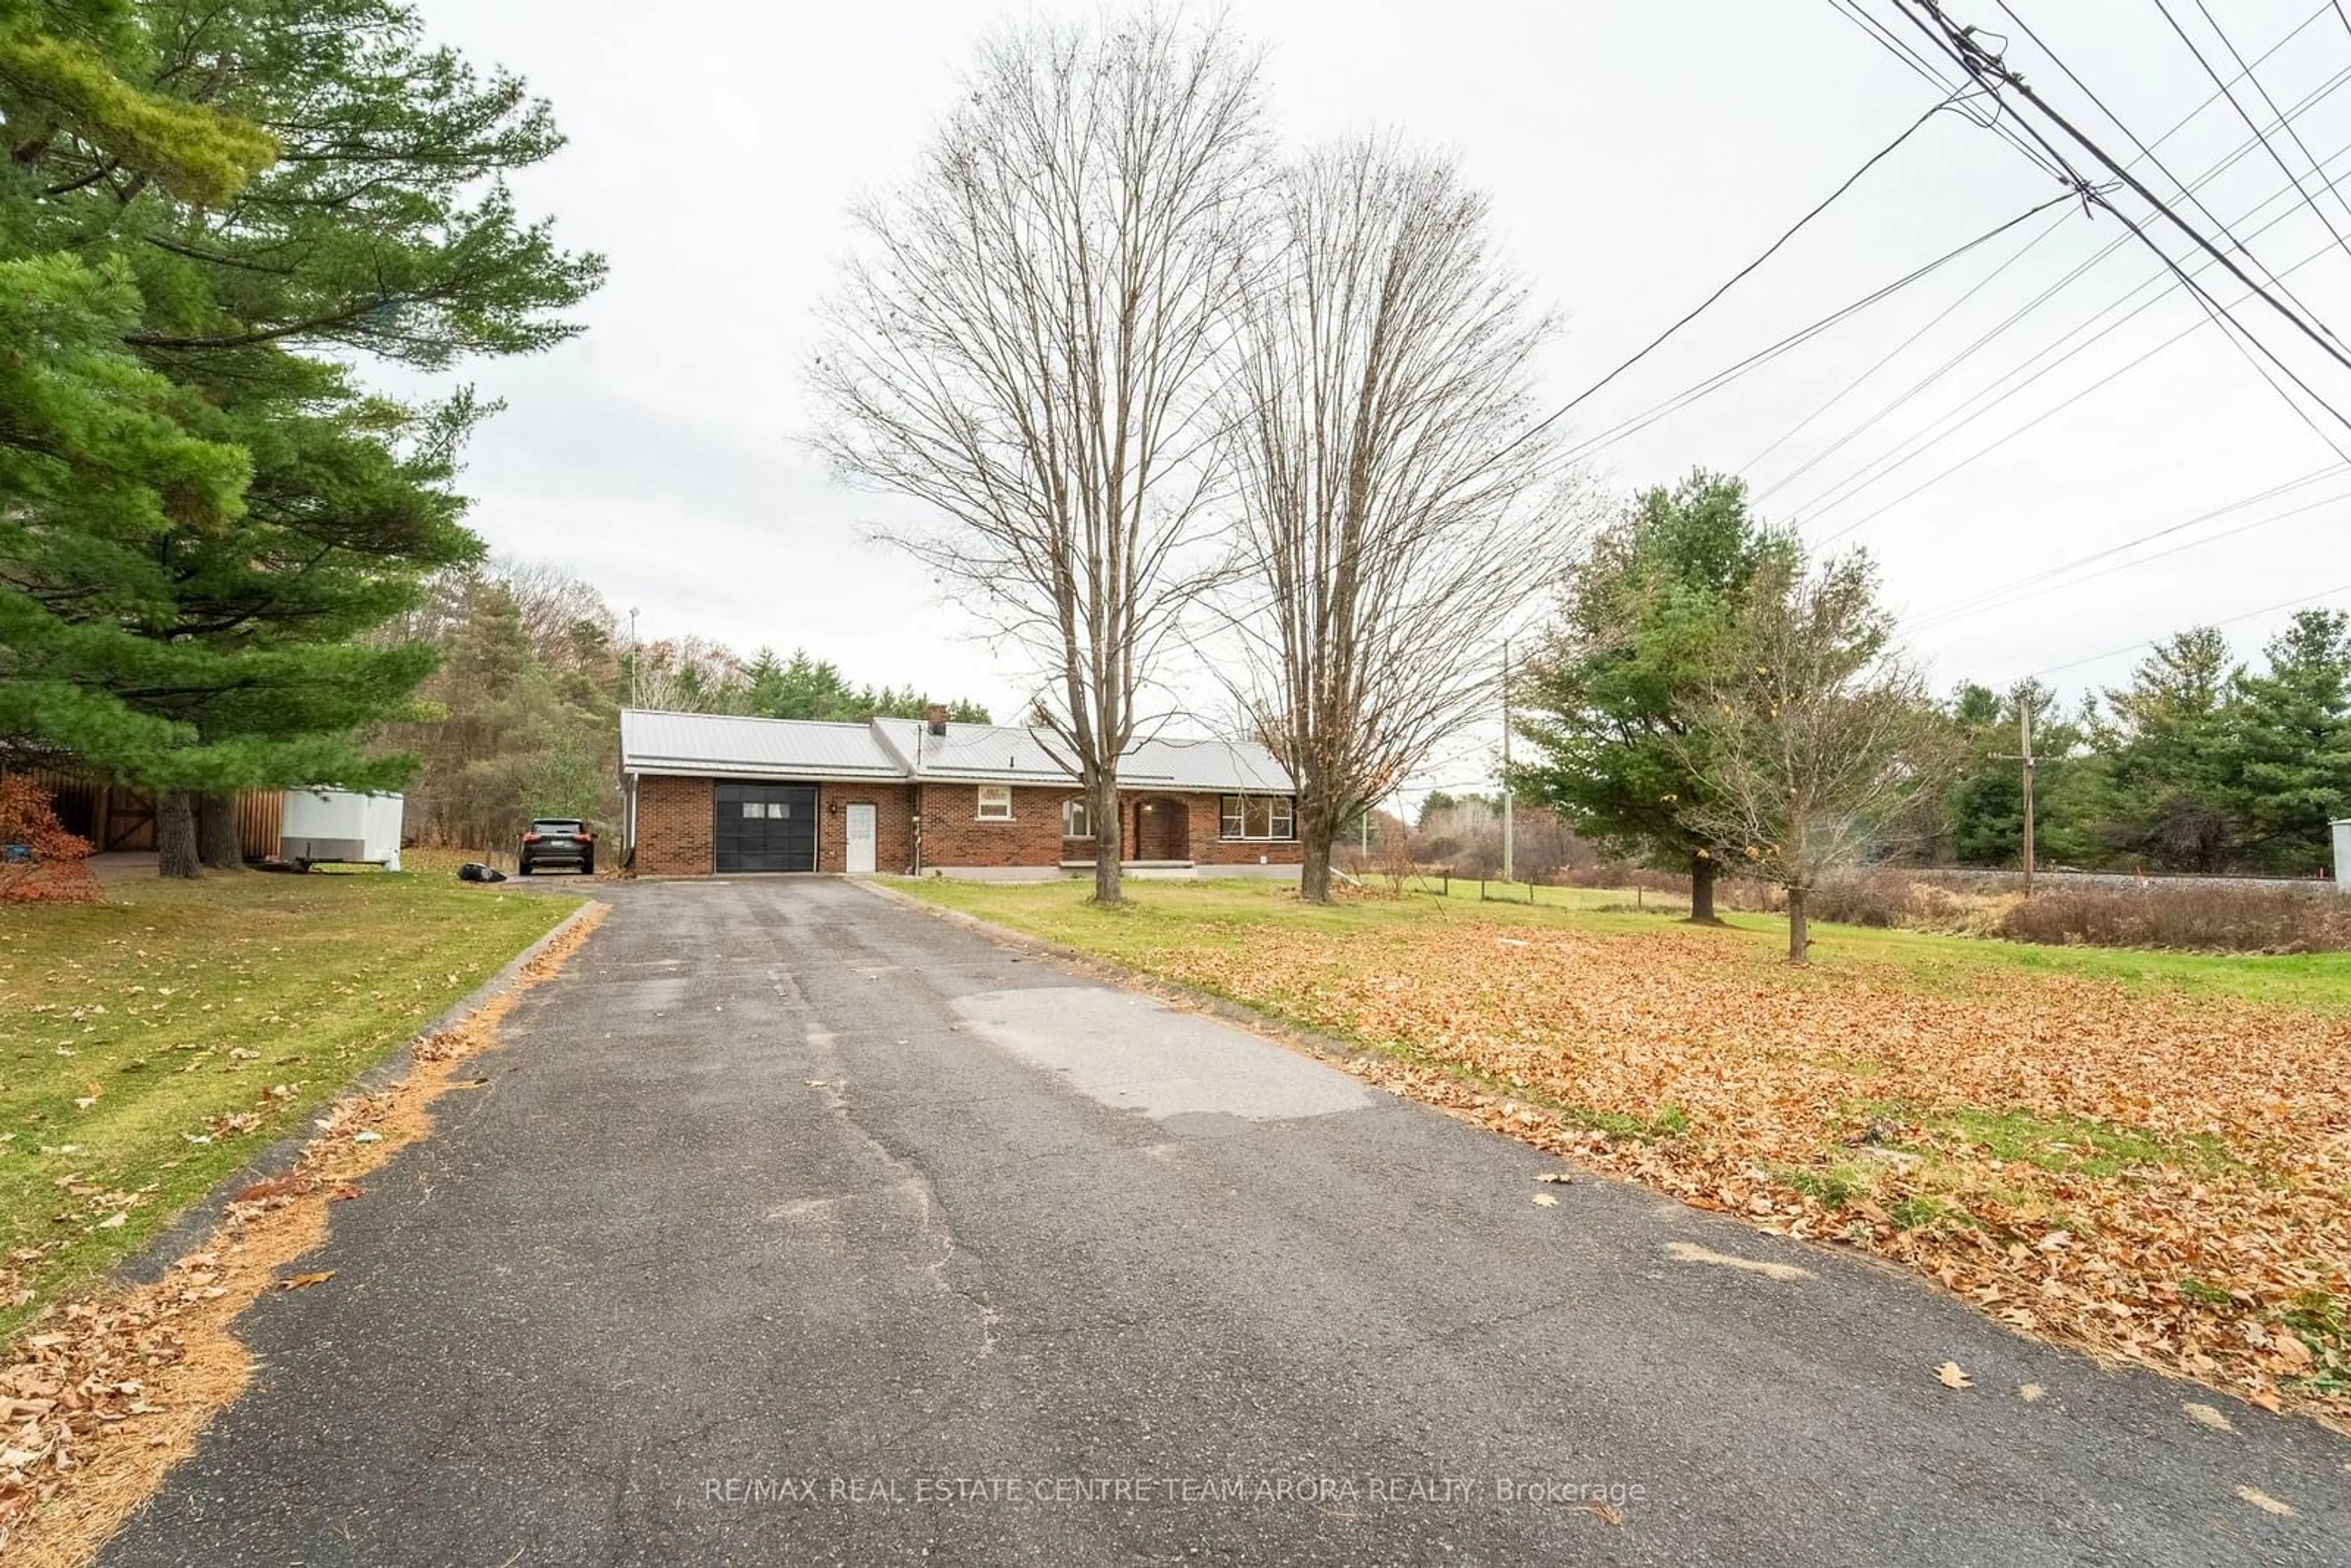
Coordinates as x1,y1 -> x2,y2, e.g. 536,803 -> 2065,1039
925,703 -> 948,737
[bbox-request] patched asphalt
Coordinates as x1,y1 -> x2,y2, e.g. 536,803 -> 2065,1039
102,878 -> 2351,1565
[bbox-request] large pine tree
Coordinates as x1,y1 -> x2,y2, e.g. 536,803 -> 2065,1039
1,0 -> 601,874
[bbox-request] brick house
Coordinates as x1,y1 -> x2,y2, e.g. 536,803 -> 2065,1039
620,707 -> 1302,880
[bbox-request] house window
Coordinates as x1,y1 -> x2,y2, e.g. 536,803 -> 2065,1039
1062,798 -> 1090,839
977,785 -> 1013,821
1220,795 -> 1294,841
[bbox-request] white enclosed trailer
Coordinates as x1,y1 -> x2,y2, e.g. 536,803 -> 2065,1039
279,789 -> 404,870
2334,818 -> 2350,893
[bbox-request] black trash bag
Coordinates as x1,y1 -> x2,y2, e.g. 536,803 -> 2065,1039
457,861 -> 509,883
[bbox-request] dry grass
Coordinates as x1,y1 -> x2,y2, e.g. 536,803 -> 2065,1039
0,905 -> 607,1565
1995,882 -> 2351,954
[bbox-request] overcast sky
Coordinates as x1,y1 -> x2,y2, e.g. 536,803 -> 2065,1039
408,0 -> 2351,797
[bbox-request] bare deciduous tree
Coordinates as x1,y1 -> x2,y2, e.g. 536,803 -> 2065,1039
629,637 -> 747,714
1668,551 -> 1944,963
808,10 -> 1265,904
1217,137 -> 1572,902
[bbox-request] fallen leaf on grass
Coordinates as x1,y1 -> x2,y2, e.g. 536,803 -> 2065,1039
1531,1193 -> 1558,1208
2183,1403 -> 2235,1433
277,1271 -> 334,1291
2235,1485 -> 2295,1517
1136,918 -> 2351,1425
1935,1362 -> 1973,1390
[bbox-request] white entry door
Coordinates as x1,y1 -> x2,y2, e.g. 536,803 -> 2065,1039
845,802 -> 877,874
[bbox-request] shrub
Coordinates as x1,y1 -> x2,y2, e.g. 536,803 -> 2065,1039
0,775 -> 100,904
1996,883 -> 2351,953
1803,869 -> 1916,927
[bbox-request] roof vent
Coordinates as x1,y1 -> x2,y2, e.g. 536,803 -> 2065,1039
926,703 -> 948,737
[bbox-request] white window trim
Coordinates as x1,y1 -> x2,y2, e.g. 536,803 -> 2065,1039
976,785 -> 1013,822
1219,793 -> 1297,842
1062,798 -> 1090,839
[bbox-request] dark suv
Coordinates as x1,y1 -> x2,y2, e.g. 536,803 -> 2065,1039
519,819 -> 594,876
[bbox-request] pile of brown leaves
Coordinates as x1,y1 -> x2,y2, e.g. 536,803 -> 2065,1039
0,904 -> 604,1565
1154,922 -> 2351,1427
0,778 -> 98,905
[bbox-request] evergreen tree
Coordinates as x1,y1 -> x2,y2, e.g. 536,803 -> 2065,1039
2,0 -> 601,874
735,648 -> 989,724
2230,609 -> 2351,875
2099,628 -> 2243,872
1515,471 -> 1796,921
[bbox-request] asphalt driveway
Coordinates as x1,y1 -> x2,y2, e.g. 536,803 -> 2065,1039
104,878 -> 2350,1565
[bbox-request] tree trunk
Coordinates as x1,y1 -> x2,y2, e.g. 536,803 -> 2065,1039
197,793 -> 243,870
1089,776 -> 1123,906
157,791 -> 201,879
1687,852 -> 1720,925
1787,885 -> 1810,965
1299,830 -> 1334,903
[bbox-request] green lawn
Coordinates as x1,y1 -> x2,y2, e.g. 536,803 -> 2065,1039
896,874 -> 2351,1015
0,869 -> 580,1340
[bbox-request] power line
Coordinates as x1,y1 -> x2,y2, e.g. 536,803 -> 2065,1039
1481,92 -> 1965,471
1907,0 -> 2351,375
1824,0 -> 2074,181
1783,84 -> 2351,535
1908,11 -> 2351,453
2171,0 -> 2351,258
1887,3 -> 2351,468
1809,239 -> 2351,547
1742,200 -> 2076,476
1758,42 -> 2351,509
1993,0 -> 2345,352
1909,468 -> 2351,629
1517,190 -> 2081,481
1799,184 -> 2351,541
2033,581 -> 2351,678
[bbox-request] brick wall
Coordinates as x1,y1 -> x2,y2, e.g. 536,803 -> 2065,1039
914,785 -> 1303,869
916,783 -> 1079,868
817,784 -> 917,873
1179,791 -> 1304,866
636,775 -> 1302,874
635,775 -> 714,875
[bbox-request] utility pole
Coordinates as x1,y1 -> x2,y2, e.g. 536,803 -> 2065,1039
1501,638 -> 1515,885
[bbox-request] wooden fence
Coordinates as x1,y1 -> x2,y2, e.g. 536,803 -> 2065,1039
9,770 -> 283,860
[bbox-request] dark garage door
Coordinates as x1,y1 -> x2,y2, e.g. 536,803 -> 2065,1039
714,782 -> 818,872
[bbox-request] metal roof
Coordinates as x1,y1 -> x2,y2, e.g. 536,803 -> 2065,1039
869,718 -> 1076,782
1123,735 -> 1294,793
623,710 -> 1292,792
620,710 -> 908,779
